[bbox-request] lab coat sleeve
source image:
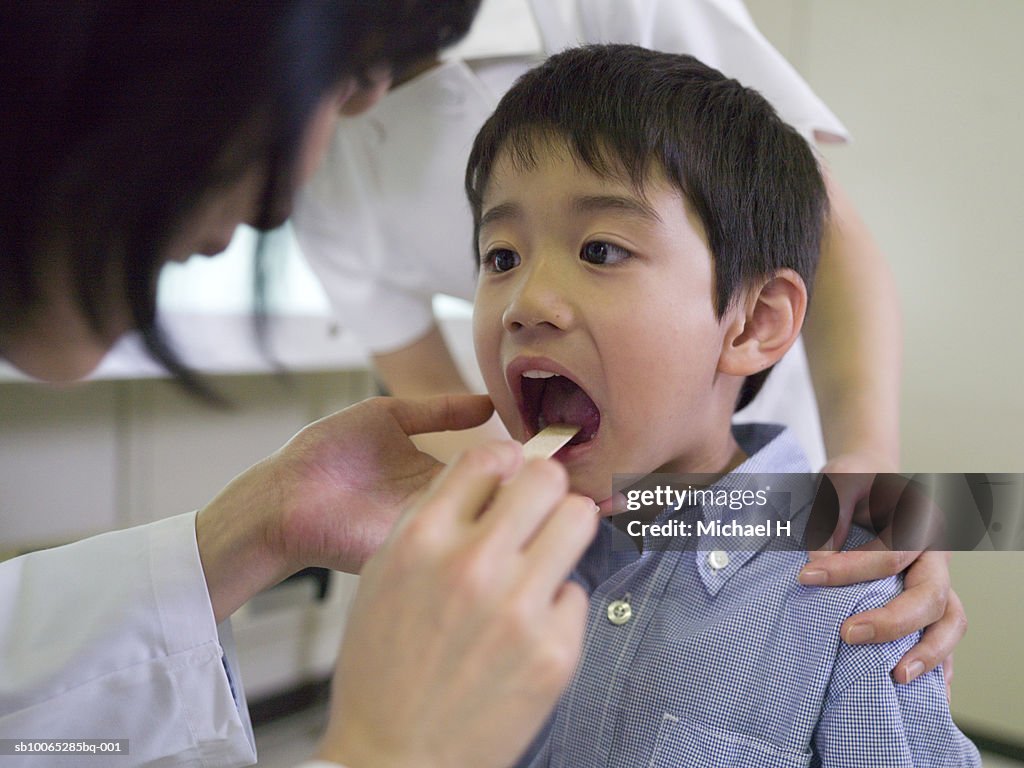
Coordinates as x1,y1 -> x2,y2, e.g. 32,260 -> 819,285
292,58 -> 488,357
0,512 -> 256,767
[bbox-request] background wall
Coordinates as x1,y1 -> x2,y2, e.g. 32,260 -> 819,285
745,0 -> 1024,473
745,0 -> 1024,746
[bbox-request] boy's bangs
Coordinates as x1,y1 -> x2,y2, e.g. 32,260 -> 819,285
489,125 -> 657,199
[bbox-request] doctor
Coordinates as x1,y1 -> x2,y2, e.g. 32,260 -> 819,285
0,3 -> 596,767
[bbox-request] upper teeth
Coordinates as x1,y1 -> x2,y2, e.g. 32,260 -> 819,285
523,370 -> 558,379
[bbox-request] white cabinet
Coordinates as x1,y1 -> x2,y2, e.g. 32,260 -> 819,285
2,371 -> 376,547
0,383 -> 120,548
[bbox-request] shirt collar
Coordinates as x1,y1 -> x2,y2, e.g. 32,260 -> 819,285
676,424 -> 815,596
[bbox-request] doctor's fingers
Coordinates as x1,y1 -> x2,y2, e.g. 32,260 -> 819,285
400,440 -> 525,534
526,579 -> 591,692
385,393 -> 495,437
518,493 -> 599,595
476,458 -> 578,548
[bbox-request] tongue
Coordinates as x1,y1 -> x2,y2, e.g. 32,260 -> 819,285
539,377 -> 600,442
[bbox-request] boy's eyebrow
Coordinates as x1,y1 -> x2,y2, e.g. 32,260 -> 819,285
572,194 -> 662,222
479,195 -> 661,231
479,201 -> 522,230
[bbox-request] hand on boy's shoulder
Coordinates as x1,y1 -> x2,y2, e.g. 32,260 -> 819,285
797,466 -> 964,691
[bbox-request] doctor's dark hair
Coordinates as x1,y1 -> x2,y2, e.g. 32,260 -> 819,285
465,45 -> 828,410
0,0 -> 479,397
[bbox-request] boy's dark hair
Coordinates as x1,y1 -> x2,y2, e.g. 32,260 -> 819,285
1,0 -> 479,397
465,44 -> 828,410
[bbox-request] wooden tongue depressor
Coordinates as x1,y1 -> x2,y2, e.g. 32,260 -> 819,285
522,424 -> 580,460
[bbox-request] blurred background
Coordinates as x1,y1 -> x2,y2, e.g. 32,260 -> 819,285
1,0 -> 1021,764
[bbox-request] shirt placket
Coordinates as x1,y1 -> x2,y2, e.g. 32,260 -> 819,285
548,541 -> 686,768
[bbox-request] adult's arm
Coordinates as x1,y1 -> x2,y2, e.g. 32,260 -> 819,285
0,396 -> 492,766
290,57 -> 506,462
805,168 -> 902,472
373,325 -> 468,398
800,172 -> 966,688
0,513 -> 256,767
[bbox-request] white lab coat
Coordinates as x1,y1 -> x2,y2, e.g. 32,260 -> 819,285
0,513 -> 256,766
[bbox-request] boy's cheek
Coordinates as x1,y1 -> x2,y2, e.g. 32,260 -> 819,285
474,355 -> 520,440
492,398 -> 522,442
472,313 -> 513,424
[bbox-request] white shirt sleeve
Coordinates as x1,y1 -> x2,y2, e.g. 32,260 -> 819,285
292,59 -> 490,355
568,0 -> 850,144
0,512 -> 256,767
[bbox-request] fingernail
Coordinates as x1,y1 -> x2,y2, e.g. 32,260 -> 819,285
496,440 -> 524,462
903,660 -> 925,684
608,491 -> 628,514
844,623 -> 875,644
798,568 -> 828,586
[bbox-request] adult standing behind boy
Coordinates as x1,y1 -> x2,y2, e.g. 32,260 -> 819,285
467,45 -> 980,766
292,0 -> 964,689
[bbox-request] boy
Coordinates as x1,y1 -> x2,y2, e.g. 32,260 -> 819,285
467,45 -> 978,767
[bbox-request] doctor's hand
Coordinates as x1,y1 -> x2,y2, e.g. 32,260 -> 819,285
317,442 -> 598,768
196,394 -> 494,622
798,456 -> 966,695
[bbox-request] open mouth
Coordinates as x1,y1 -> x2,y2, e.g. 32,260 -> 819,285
518,370 -> 601,446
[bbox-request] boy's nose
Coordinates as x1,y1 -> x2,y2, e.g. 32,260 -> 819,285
501,256 -> 577,335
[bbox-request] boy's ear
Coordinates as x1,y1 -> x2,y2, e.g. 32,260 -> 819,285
718,269 -> 808,377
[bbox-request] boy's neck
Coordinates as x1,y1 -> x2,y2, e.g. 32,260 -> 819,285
659,430 -> 748,480
621,430 -> 748,527
657,392 -> 750,479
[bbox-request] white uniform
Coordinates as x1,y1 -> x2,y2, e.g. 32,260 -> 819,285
293,0 -> 849,470
0,513 -> 256,766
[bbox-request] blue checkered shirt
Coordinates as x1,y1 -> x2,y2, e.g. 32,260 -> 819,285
517,424 -> 979,768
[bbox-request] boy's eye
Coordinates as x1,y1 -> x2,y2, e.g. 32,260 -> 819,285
581,240 -> 631,265
483,248 -> 520,273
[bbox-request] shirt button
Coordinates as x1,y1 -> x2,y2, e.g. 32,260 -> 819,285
707,549 -> 730,571
607,599 -> 632,625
